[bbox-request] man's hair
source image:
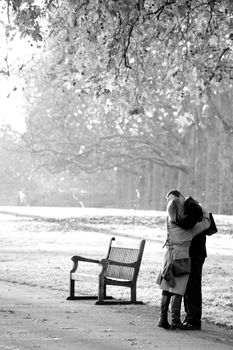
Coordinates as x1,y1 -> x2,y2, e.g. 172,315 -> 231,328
166,189 -> 182,199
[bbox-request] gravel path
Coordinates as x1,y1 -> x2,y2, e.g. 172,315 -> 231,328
0,281 -> 233,350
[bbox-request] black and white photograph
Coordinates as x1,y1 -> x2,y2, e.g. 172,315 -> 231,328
0,1 -> 233,349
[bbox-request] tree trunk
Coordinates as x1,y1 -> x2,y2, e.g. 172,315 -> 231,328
205,124 -> 221,214
218,131 -> 233,214
193,125 -> 207,205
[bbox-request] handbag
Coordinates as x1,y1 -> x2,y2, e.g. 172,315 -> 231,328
171,257 -> 191,276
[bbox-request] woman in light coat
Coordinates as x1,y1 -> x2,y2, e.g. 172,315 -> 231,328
157,198 -> 210,330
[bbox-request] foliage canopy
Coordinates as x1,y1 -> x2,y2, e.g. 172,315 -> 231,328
2,0 -> 233,175
5,0 -> 233,84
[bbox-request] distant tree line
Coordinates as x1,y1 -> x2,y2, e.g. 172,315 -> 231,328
116,118 -> 233,214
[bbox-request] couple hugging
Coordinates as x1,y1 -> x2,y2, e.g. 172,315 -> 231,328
157,189 -> 217,331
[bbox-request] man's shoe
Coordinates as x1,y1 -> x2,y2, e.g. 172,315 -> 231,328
182,322 -> 201,330
170,321 -> 188,330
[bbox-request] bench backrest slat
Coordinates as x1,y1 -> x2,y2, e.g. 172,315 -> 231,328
105,246 -> 142,280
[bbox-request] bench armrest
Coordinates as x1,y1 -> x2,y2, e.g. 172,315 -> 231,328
70,255 -> 100,273
100,258 -> 137,268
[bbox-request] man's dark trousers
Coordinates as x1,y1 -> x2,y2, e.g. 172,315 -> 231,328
183,231 -> 207,327
184,257 -> 205,326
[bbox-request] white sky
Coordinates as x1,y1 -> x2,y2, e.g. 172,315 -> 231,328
0,20 -> 37,132
0,76 -> 26,132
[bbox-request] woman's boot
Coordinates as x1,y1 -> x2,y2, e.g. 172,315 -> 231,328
158,291 -> 171,329
170,295 -> 187,330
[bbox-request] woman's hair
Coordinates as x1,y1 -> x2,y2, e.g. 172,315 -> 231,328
167,198 -> 186,223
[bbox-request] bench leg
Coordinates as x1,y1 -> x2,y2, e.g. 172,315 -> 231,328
68,277 -> 75,300
131,285 -> 136,303
97,275 -> 105,304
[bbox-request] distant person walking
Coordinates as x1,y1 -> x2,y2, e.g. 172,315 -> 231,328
157,197 -> 210,330
18,191 -> 29,206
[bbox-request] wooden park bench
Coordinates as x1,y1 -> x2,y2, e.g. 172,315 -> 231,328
67,237 -> 146,305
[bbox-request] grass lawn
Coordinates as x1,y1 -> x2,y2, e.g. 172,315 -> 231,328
0,209 -> 232,329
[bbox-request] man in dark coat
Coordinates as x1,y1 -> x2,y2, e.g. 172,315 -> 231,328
166,189 -> 206,330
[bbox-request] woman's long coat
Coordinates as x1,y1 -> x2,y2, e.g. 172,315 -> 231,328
157,209 -> 210,296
